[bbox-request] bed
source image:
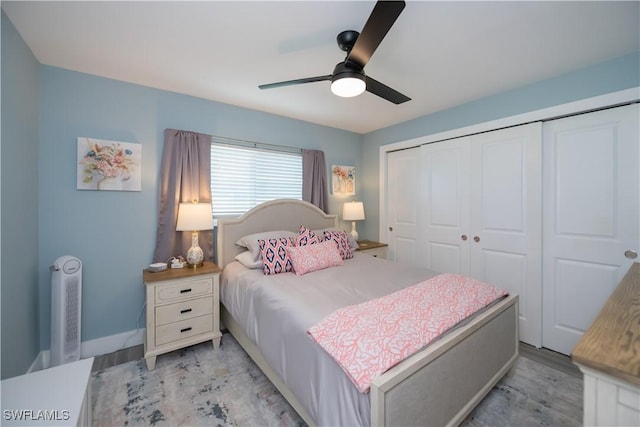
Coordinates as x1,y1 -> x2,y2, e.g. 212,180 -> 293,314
217,199 -> 519,426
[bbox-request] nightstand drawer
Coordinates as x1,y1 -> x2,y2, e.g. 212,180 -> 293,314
155,314 -> 213,346
155,296 -> 213,326
361,247 -> 387,258
155,277 -> 212,304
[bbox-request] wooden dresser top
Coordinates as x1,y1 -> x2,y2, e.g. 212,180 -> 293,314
143,261 -> 221,284
571,262 -> 640,386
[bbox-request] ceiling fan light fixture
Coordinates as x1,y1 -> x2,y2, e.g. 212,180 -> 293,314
331,75 -> 366,98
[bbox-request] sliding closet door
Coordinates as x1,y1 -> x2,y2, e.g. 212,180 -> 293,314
468,123 -> 543,346
421,137 -> 470,274
542,104 -> 639,355
386,147 -> 422,265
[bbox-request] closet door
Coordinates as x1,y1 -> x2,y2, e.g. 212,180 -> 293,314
386,147 -> 422,265
542,104 -> 639,355
417,123 -> 542,345
468,123 -> 543,347
421,137 -> 470,274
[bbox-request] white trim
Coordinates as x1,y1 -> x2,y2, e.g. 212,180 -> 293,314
379,87 -> 639,241
27,328 -> 145,372
27,350 -> 48,373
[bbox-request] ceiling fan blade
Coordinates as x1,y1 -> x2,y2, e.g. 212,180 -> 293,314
346,0 -> 406,69
259,75 -> 332,90
366,76 -> 411,104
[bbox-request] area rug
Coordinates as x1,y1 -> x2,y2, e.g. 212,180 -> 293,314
92,333 -> 582,426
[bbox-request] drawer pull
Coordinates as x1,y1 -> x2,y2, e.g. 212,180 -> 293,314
180,327 -> 192,333
180,288 -> 192,294
180,308 -> 192,314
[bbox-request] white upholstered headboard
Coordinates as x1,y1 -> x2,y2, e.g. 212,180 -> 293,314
217,199 -> 338,268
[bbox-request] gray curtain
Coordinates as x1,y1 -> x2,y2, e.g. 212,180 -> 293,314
153,129 -> 213,263
302,149 -> 329,213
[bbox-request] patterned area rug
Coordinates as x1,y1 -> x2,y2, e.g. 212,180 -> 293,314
92,333 -> 582,426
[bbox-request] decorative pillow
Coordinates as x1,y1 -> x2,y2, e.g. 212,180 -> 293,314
296,225 -> 323,246
258,237 -> 295,275
234,251 -> 262,269
323,229 -> 354,260
286,240 -> 343,276
315,228 -> 358,251
236,231 -> 297,265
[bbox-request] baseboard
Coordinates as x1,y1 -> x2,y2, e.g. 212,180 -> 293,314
81,328 -> 145,359
27,350 -> 48,373
28,328 -> 145,372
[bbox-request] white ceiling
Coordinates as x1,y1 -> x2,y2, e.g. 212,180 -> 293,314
3,1 -> 639,134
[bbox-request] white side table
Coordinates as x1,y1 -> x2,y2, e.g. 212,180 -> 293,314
143,262 -> 222,370
1,357 -> 94,426
356,240 -> 388,259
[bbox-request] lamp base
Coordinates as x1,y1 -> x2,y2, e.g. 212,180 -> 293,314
350,221 -> 359,241
186,231 -> 204,268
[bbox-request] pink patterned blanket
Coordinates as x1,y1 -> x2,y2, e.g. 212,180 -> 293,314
307,273 -> 508,393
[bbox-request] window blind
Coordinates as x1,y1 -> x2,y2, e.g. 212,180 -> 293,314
210,142 -> 302,218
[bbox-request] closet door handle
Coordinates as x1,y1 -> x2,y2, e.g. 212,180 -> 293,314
461,235 -> 468,241
473,236 -> 480,243
388,227 -> 393,231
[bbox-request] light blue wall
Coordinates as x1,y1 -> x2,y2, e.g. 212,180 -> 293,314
1,11 -> 41,379
359,52 -> 640,241
38,66 -> 362,348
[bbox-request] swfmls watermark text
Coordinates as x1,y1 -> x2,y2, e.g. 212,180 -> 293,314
3,409 -> 71,422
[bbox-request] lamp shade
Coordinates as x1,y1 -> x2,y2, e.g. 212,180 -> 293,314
176,203 -> 213,231
343,201 -> 365,221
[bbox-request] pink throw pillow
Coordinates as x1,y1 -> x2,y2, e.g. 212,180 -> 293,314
296,225 -> 323,246
258,237 -> 295,275
286,240 -> 343,275
323,229 -> 354,259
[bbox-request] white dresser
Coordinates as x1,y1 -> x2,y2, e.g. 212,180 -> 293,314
1,357 -> 94,426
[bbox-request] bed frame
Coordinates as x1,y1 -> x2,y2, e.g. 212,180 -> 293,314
217,199 -> 519,427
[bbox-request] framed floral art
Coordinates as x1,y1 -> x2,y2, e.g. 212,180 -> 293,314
331,165 -> 355,196
77,137 -> 142,191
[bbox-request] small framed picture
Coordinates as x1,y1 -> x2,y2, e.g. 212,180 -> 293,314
77,137 -> 142,191
332,165 -> 355,196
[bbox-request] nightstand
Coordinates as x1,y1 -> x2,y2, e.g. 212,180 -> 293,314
142,262 -> 222,370
356,240 -> 388,259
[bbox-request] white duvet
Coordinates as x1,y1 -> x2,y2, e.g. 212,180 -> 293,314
220,253 -> 438,427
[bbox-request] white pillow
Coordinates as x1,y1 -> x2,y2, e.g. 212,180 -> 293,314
236,230 -> 297,264
234,251 -> 262,269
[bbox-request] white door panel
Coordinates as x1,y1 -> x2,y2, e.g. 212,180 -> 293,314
469,123 -> 542,346
480,250 -> 527,318
422,139 -> 470,274
386,148 -> 421,266
542,104 -> 639,355
427,242 -> 463,274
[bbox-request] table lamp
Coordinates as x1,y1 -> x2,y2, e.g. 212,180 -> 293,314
343,201 -> 365,241
176,201 -> 213,268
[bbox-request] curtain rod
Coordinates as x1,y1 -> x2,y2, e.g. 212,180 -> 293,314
210,134 -> 302,154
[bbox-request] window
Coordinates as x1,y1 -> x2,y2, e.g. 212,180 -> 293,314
210,141 -> 302,218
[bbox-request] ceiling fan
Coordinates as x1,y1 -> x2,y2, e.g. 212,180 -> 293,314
259,1 -> 411,104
